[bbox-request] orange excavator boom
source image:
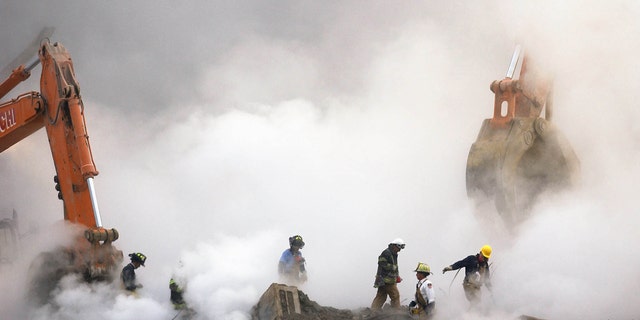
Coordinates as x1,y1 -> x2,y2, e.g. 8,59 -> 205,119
0,37 -> 121,281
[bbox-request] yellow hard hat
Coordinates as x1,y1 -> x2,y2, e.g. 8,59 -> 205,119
414,262 -> 431,274
480,245 -> 492,258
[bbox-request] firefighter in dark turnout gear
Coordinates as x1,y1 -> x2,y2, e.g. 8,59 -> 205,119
371,238 -> 405,311
170,278 -> 186,309
121,252 -> 146,292
169,260 -> 188,309
442,245 -> 492,307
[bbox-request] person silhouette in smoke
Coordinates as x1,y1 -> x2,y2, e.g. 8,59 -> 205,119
278,235 -> 307,286
442,245 -> 492,309
170,261 -> 188,310
121,252 -> 146,293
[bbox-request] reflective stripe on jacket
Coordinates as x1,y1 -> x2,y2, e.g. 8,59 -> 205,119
376,247 -> 398,285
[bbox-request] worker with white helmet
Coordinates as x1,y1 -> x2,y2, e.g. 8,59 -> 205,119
442,245 -> 493,307
371,238 -> 405,312
409,262 -> 436,318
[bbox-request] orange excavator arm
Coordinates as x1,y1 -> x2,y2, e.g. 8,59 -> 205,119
1,39 -> 121,280
0,58 -> 46,153
39,41 -> 102,227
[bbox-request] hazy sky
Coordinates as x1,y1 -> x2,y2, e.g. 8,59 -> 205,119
1,1 -> 639,319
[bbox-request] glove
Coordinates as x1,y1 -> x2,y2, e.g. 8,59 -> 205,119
396,276 -> 402,283
442,266 -> 452,274
409,301 -> 416,308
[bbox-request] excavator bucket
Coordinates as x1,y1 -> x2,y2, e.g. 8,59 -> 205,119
466,47 -> 580,227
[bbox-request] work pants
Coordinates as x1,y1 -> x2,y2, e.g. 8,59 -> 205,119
371,283 -> 400,310
463,281 -> 481,306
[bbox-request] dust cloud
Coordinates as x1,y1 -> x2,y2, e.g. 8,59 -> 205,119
1,1 -> 639,319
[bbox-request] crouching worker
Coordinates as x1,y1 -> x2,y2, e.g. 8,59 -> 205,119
169,263 -> 197,318
121,252 -> 146,293
409,262 -> 435,318
170,277 -> 187,309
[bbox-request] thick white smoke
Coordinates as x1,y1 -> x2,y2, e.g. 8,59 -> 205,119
1,1 -> 639,319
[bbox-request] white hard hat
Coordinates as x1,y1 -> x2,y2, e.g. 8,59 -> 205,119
390,238 -> 405,248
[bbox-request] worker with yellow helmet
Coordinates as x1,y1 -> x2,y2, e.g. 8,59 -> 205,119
409,262 -> 436,318
442,245 -> 493,307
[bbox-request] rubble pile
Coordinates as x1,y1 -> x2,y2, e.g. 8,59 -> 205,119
250,283 -> 413,320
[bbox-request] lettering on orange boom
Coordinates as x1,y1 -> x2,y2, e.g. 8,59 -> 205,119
0,108 -> 17,133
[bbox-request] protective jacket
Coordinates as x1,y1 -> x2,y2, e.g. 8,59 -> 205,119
279,249 -> 305,273
450,254 -> 491,288
170,278 -> 186,309
121,263 -> 138,291
374,247 -> 399,287
279,248 -> 306,281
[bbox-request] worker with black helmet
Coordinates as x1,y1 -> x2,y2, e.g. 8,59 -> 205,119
121,252 -> 146,292
169,260 -> 187,310
409,262 -> 436,318
371,238 -> 405,311
278,235 -> 307,285
442,245 -> 493,307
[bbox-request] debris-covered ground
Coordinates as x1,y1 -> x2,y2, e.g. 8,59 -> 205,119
251,286 -> 413,320
249,284 -> 546,320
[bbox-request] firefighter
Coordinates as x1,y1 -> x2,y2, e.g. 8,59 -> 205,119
409,262 -> 435,318
371,238 -> 405,311
170,277 -> 187,309
278,235 -> 307,285
121,252 -> 146,292
169,260 -> 187,309
442,245 -> 492,307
